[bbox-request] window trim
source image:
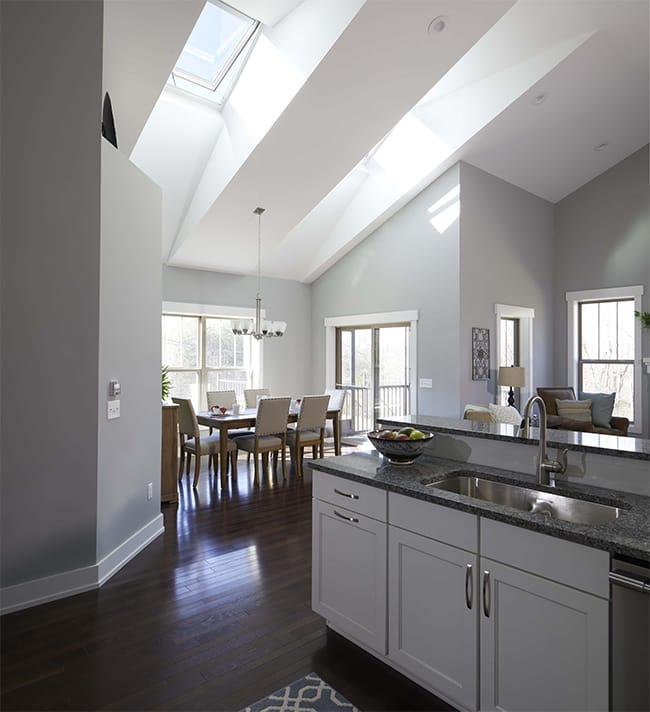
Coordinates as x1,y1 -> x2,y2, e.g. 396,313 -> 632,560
494,303 -> 535,407
566,286 -> 643,434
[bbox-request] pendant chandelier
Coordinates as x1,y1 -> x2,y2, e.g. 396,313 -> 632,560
231,207 -> 287,340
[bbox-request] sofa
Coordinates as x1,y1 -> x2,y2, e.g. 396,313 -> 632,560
536,387 -> 629,436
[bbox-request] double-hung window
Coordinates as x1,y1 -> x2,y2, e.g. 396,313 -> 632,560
162,313 -> 257,410
567,286 -> 643,433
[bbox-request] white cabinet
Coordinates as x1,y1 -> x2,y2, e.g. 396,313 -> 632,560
479,519 -> 609,712
312,475 -> 610,712
312,474 -> 387,653
389,526 -> 479,711
479,558 -> 608,712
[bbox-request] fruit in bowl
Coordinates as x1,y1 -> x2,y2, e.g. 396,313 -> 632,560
367,428 -> 434,464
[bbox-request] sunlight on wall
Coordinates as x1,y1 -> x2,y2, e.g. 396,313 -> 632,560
229,34 -> 304,140
372,113 -> 452,193
428,184 -> 460,234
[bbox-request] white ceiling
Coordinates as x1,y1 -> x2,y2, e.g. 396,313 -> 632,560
106,0 -> 649,283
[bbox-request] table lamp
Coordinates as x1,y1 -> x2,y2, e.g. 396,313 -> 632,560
498,366 -> 525,407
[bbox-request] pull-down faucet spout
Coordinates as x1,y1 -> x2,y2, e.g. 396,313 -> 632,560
520,395 -> 568,486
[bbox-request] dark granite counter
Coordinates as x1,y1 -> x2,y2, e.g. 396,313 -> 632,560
377,414 -> 650,460
309,451 -> 650,562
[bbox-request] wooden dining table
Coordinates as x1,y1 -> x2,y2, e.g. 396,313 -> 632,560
196,406 -> 343,488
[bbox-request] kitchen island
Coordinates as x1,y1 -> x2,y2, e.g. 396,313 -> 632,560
309,424 -> 650,712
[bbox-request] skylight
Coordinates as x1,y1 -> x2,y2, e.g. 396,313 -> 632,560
170,1 -> 259,104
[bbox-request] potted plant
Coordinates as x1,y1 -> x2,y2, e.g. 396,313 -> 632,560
162,365 -> 171,403
635,310 -> 650,329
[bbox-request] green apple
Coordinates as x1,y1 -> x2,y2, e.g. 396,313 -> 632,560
409,430 -> 426,440
398,426 -> 415,436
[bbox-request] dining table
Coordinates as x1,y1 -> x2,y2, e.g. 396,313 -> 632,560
196,406 -> 343,489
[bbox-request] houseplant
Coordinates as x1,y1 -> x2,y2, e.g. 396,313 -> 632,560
162,365 -> 171,402
635,310 -> 650,329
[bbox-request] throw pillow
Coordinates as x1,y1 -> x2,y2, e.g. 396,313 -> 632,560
579,391 -> 615,428
555,398 -> 592,423
488,403 -> 522,426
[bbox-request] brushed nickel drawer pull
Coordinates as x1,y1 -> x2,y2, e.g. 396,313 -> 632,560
334,510 -> 359,523
334,488 -> 359,500
465,563 -> 473,610
482,570 -> 491,618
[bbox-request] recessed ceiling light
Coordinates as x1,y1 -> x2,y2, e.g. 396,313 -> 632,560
594,142 -> 609,152
532,93 -> 548,105
428,15 -> 447,34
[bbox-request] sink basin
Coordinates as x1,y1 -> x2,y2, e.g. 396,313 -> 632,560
428,474 -> 620,525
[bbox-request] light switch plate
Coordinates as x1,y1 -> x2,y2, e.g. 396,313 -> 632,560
107,400 -> 120,420
419,378 -> 433,388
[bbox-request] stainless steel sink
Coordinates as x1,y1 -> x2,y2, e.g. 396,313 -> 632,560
428,474 -> 620,525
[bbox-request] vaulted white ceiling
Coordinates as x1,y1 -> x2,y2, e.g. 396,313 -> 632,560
104,0 -> 649,284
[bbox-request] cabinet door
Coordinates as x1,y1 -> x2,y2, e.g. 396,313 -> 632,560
389,526 -> 478,712
480,557 -> 608,712
312,499 -> 387,653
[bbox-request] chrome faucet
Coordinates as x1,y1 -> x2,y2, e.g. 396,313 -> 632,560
520,395 -> 568,486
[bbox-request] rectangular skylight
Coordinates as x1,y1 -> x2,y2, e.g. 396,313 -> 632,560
172,1 -> 259,94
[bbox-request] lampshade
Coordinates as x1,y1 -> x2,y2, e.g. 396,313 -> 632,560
498,366 -> 525,388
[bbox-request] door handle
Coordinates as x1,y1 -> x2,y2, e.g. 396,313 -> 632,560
465,563 -> 473,610
482,570 -> 491,618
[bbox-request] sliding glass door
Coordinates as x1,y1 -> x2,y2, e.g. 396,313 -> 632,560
336,324 -> 411,433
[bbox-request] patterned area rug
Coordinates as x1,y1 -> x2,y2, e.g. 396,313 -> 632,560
241,672 -> 358,712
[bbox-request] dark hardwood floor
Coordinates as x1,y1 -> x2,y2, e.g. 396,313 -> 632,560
1,447 -> 453,712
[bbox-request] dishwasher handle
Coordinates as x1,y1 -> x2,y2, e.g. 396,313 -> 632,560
609,570 -> 650,594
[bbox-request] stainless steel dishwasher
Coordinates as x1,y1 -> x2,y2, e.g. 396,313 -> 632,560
610,556 -> 650,711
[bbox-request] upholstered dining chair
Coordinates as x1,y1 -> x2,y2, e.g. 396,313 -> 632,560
286,394 -> 330,477
235,396 -> 291,485
206,390 -> 237,411
172,397 -> 237,488
244,388 -> 270,409
324,388 -> 348,453
206,390 -> 237,436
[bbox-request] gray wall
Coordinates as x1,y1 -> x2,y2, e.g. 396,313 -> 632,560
459,163 -> 555,408
162,266 -> 312,398
1,0 -> 103,586
311,165 -> 462,416
553,145 -> 650,437
97,143 -> 162,559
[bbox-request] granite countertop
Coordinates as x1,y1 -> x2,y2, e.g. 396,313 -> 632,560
309,451 -> 650,562
376,414 -> 650,460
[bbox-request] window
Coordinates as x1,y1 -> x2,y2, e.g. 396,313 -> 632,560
169,1 -> 260,105
498,317 -> 520,408
578,299 -> 635,420
567,286 -> 643,433
494,304 -> 534,407
162,313 -> 255,410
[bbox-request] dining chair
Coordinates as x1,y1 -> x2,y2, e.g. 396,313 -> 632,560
235,396 -> 291,485
244,388 -> 270,409
172,397 -> 237,488
207,390 -> 237,411
286,394 -> 330,477
325,388 -> 348,454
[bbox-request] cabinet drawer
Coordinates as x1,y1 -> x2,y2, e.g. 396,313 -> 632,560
390,492 -> 478,553
481,518 -> 609,598
313,472 -> 387,521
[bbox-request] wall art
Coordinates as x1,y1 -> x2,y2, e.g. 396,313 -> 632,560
472,327 -> 490,380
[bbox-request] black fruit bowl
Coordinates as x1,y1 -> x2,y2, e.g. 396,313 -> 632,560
367,430 -> 434,464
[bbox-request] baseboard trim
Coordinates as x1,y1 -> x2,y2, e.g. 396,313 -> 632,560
1,515 -> 165,615
97,514 -> 164,585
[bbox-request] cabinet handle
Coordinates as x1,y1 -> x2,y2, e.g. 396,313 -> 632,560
482,570 -> 491,618
465,564 -> 473,610
334,488 -> 359,500
334,509 -> 359,523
